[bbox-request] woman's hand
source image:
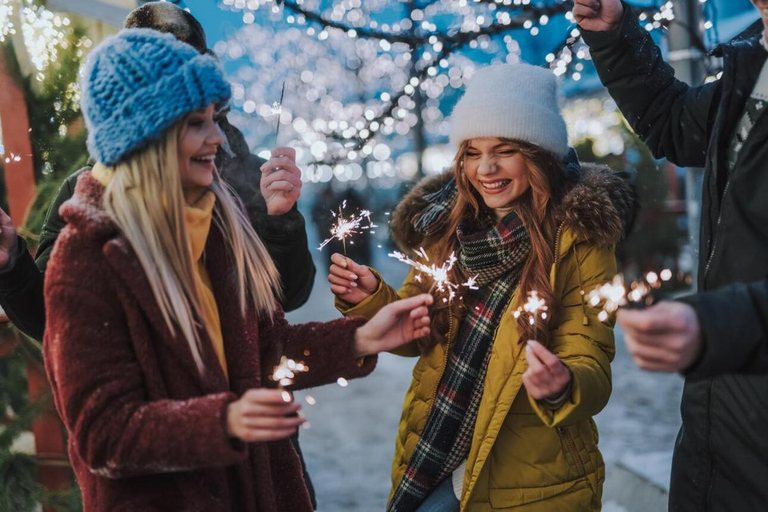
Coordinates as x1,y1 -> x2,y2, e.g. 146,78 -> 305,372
522,340 -> 572,401
573,0 -> 623,32
226,389 -> 306,443
354,294 -> 433,357
0,207 -> 19,270
260,147 -> 302,216
328,253 -> 379,305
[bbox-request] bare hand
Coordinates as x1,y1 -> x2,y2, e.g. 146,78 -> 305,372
261,147 -> 302,216
618,301 -> 702,373
354,294 -> 433,357
328,253 -> 379,305
0,207 -> 19,270
522,340 -> 572,400
573,0 -> 623,32
226,388 -> 306,443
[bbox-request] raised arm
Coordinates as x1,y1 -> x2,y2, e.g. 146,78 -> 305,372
575,0 -> 719,167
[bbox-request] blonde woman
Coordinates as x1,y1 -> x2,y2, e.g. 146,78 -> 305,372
329,64 -> 637,511
43,29 -> 432,512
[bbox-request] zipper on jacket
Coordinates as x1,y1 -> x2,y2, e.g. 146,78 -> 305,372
552,222 -> 566,268
557,426 -> 587,478
702,179 -> 732,283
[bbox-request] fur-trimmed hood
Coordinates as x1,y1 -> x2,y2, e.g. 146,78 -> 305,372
389,163 -> 639,252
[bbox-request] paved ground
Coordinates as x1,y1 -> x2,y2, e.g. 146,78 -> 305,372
286,232 -> 684,511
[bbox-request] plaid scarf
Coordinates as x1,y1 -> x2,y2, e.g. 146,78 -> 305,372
388,210 -> 530,512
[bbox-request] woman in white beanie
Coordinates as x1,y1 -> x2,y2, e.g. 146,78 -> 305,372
329,63 -> 638,511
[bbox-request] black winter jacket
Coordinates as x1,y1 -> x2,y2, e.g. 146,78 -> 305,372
0,119 -> 316,341
583,6 -> 768,511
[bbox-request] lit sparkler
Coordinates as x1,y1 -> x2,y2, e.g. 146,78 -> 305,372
317,200 -> 377,255
513,290 -> 549,341
272,81 -> 285,146
388,248 -> 478,303
587,269 -> 686,322
271,355 -> 309,388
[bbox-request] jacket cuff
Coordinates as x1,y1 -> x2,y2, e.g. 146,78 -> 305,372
677,286 -> 768,379
0,238 -> 39,292
253,207 -> 307,243
580,2 -> 641,51
334,268 -> 388,318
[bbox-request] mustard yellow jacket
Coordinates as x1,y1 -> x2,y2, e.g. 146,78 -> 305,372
337,164 -> 637,511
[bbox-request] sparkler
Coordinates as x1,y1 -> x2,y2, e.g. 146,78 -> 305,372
513,290 -> 549,341
587,270 -> 690,322
388,248 -> 478,304
271,355 -> 309,389
317,200 -> 377,255
272,81 -> 285,147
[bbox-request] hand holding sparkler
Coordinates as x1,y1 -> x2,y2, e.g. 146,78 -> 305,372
226,388 -> 306,443
260,147 -> 302,216
328,253 -> 379,305
618,302 -> 702,373
523,340 -> 572,401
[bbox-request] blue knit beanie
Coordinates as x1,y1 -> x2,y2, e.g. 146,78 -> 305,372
81,28 -> 231,166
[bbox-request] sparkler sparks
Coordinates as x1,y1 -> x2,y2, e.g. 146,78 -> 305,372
588,270 -> 685,322
317,200 -> 377,254
271,355 -> 309,387
388,248 -> 478,303
513,290 -> 549,341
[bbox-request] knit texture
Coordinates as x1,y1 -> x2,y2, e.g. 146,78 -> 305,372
449,64 -> 569,158
80,28 -> 231,166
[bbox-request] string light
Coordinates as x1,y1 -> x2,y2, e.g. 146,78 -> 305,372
216,0 -> 719,178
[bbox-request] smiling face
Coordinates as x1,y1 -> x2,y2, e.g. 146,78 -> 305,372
462,138 -> 532,213
177,103 -> 225,189
754,0 -> 768,36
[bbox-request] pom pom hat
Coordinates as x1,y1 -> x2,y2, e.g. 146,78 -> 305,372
449,63 -> 569,159
80,28 -> 231,166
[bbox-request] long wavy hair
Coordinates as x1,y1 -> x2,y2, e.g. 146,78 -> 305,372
421,138 -> 568,352
101,120 -> 281,373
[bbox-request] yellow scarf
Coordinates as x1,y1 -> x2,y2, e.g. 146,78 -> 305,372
92,165 -> 228,381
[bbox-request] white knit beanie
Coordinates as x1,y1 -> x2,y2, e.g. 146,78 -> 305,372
449,64 -> 569,159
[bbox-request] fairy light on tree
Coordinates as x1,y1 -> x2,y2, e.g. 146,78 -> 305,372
214,0 -> 718,182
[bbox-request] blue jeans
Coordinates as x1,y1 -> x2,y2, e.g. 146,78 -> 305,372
416,478 -> 460,512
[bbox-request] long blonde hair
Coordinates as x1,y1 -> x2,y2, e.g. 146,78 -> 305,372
423,138 -> 568,351
101,122 -> 281,372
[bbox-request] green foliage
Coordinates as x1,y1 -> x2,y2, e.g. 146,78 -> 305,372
575,125 -> 683,277
0,14 -> 87,511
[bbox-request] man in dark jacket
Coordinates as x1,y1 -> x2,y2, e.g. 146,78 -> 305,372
574,0 -> 768,510
0,1 -> 318,506
0,1 -> 315,342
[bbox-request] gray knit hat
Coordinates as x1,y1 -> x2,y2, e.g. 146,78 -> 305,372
449,64 -> 569,159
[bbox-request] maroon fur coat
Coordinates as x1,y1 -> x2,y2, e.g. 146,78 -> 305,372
43,171 -> 375,511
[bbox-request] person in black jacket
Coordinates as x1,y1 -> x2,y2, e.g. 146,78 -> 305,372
0,1 -> 316,343
574,0 -> 768,510
0,2 -> 318,507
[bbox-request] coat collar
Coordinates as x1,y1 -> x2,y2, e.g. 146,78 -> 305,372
389,162 -> 638,256
60,171 -> 262,395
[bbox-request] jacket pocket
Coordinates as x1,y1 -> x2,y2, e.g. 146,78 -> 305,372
488,477 -> 594,510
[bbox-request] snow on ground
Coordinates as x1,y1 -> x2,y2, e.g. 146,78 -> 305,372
286,228 -> 684,510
